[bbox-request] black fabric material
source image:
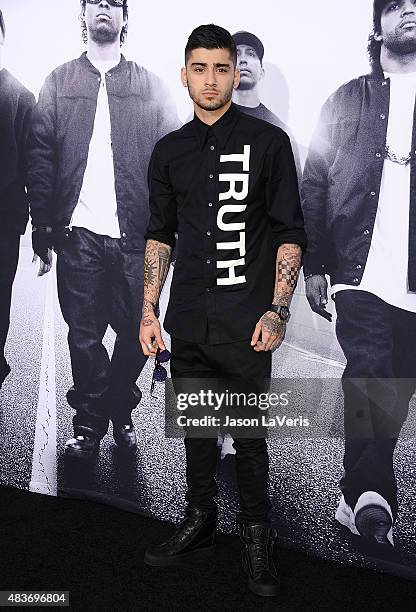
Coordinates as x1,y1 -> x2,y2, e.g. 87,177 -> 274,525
1,485 -> 414,610
301,69 -> 416,290
0,68 -> 35,234
27,52 -> 180,251
0,228 -> 20,366
334,290 -> 416,518
171,336 -> 271,523
233,102 -> 285,129
146,103 -> 306,344
56,227 -> 147,438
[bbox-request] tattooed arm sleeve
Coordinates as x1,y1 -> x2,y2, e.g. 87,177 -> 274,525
143,239 -> 172,318
273,243 -> 302,307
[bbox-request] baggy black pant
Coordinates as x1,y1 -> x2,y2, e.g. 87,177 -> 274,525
171,337 -> 272,524
56,227 -> 147,439
0,228 -> 20,369
335,290 -> 416,519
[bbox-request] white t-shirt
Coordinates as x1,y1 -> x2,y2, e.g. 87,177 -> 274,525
70,56 -> 121,238
332,71 -> 416,312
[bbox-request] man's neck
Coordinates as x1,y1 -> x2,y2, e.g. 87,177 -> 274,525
381,47 -> 416,73
232,88 -> 260,108
87,40 -> 121,64
193,99 -> 232,126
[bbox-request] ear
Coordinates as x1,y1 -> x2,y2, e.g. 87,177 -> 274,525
374,31 -> 383,42
233,67 -> 241,90
259,66 -> 265,81
181,66 -> 188,88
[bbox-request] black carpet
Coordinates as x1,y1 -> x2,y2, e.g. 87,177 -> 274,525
0,486 -> 414,611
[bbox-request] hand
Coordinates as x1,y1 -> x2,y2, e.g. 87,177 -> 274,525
139,306 -> 166,357
32,251 -> 53,277
305,275 -> 332,322
251,311 -> 286,352
32,226 -> 53,266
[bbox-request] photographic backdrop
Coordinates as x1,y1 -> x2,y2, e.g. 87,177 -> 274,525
1,0 -> 415,581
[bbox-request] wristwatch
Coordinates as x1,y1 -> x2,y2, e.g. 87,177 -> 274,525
269,304 -> 291,322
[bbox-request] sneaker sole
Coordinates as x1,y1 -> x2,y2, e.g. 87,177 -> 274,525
144,545 -> 215,567
247,576 -> 281,597
64,447 -> 99,460
355,504 -> 393,545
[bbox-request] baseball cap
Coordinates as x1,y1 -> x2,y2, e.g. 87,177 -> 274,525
232,31 -> 264,62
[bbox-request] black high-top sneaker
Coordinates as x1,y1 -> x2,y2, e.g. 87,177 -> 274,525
144,505 -> 216,566
240,523 -> 280,597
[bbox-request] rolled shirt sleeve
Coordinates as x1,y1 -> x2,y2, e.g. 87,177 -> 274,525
265,130 -> 307,252
145,143 -> 178,249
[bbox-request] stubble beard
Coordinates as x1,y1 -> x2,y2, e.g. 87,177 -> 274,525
237,76 -> 256,91
189,83 -> 234,112
89,23 -> 120,45
383,30 -> 416,56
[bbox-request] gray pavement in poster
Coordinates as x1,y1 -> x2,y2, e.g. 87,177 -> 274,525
1,241 -> 416,579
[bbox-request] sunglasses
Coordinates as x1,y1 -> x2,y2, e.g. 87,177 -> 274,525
150,348 -> 171,397
86,0 -> 124,7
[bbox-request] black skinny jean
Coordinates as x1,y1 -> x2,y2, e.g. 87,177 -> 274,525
335,290 -> 416,519
56,227 -> 147,439
0,228 -> 20,369
171,336 -> 272,524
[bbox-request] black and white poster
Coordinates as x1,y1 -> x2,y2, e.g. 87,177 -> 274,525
1,0 -> 416,581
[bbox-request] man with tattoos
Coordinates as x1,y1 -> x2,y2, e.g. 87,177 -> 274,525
27,0 -> 179,459
139,25 -> 306,597
302,0 -> 416,553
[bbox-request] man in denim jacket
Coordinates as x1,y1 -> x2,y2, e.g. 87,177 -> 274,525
28,0 -> 179,459
302,0 -> 416,553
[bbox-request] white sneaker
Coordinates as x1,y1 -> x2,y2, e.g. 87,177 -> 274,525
220,434 -> 236,460
335,495 -> 360,535
353,491 -> 394,547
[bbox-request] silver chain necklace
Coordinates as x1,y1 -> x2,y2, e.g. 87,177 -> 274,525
385,144 -> 412,166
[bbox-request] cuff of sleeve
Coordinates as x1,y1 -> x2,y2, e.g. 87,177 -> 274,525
144,232 -> 176,249
273,235 -> 307,252
303,259 -> 327,277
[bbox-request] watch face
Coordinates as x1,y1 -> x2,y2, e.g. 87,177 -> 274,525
280,306 -> 290,321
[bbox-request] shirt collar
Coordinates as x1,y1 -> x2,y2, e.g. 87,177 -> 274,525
80,51 -> 126,75
192,103 -> 240,150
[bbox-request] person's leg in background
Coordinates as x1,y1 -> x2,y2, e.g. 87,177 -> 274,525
106,242 -> 148,448
0,228 -> 20,388
57,228 -> 111,458
334,290 -> 414,548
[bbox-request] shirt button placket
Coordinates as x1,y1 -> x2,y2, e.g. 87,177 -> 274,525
206,135 -> 217,293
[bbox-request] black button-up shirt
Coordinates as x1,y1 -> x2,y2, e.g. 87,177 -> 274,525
146,103 -> 306,344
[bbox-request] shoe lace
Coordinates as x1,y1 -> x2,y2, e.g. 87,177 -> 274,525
251,540 -> 269,574
165,516 -> 199,546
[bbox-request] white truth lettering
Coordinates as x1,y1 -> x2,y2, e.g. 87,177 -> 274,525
216,145 -> 250,286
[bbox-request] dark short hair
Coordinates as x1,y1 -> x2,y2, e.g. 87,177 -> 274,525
368,0 -> 390,67
185,24 -> 237,66
79,0 -> 128,46
0,9 -> 5,39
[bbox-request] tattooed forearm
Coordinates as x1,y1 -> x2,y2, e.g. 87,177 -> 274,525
144,258 -> 156,287
273,243 -> 302,306
143,239 -> 172,315
158,246 -> 171,287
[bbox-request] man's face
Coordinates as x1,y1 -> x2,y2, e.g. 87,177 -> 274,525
84,0 -> 126,45
377,0 -> 416,55
181,48 -> 240,112
236,44 -> 264,90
